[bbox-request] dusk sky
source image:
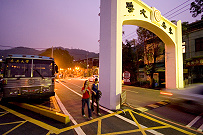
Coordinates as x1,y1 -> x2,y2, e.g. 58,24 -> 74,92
0,0 -> 201,53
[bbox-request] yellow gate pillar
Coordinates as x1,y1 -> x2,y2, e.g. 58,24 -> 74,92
99,0 -> 184,110
176,20 -> 184,88
99,0 -> 122,110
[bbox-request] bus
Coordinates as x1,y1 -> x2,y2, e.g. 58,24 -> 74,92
0,54 -> 58,101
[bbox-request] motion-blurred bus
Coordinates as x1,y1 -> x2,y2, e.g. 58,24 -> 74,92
0,54 -> 58,101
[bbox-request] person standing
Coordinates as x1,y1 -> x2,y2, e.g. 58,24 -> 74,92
81,80 -> 93,120
91,78 -> 101,116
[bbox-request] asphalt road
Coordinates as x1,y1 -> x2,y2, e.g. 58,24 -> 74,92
55,78 -> 203,135
0,77 -> 202,135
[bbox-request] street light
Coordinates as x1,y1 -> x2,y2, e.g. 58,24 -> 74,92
75,67 -> 80,76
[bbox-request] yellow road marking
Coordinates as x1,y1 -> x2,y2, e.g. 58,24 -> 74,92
156,101 -> 168,105
147,104 -> 159,108
3,121 -> 27,135
144,125 -> 170,131
0,121 -> 26,126
0,112 -> 9,117
102,129 -> 142,135
97,119 -> 102,135
0,104 -> 60,134
129,111 -> 146,135
132,110 -> 196,135
144,111 -> 203,134
136,107 -> 148,112
0,103 -> 198,135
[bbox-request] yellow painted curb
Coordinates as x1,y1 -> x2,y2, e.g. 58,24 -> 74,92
10,102 -> 70,124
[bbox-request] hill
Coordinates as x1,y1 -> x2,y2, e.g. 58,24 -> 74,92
0,47 -> 99,60
65,48 -> 99,61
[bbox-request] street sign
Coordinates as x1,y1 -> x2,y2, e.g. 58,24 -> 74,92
123,71 -> 131,85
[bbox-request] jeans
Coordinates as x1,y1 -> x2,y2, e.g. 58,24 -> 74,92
82,98 -> 92,117
91,94 -> 100,114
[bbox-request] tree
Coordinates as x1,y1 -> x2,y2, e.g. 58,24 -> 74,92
39,48 -> 74,69
182,22 -> 189,35
136,27 -> 154,44
190,0 -> 203,20
122,40 -> 137,83
136,27 -> 165,88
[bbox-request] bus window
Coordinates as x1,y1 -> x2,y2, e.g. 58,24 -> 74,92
5,63 -> 31,78
33,60 -> 54,77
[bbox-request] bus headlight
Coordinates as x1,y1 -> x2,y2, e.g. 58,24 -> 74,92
42,87 -> 50,92
9,90 -> 19,95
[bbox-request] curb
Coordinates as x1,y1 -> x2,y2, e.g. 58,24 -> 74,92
10,102 -> 70,124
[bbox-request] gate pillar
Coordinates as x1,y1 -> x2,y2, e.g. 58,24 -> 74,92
99,0 -> 184,110
99,0 -> 122,109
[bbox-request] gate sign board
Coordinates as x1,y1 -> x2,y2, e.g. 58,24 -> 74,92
123,71 -> 131,85
99,0 -> 183,110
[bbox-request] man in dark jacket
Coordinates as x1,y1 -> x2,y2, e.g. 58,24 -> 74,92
91,78 -> 101,116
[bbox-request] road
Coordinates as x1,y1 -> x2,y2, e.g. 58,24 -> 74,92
122,85 -> 203,132
0,77 -> 202,135
55,78 -> 203,134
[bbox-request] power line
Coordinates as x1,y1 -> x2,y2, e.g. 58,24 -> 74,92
163,0 -> 191,16
122,34 -> 137,42
168,8 -> 190,20
165,3 -> 190,18
122,31 -> 137,39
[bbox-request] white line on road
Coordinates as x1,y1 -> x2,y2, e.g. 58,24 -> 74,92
58,81 -> 164,135
186,115 -> 202,128
55,93 -> 86,135
197,124 -> 203,132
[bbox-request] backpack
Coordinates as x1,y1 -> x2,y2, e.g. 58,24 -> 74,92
96,90 -> 102,100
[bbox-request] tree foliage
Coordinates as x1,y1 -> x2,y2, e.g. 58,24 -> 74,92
39,48 -> 73,69
136,27 -> 154,44
190,0 -> 203,20
182,22 -> 189,35
122,40 -> 137,83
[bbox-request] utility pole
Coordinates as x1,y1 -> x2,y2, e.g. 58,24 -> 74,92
87,52 -> 88,76
52,46 -> 53,58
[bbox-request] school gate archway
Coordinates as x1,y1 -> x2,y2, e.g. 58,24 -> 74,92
99,0 -> 184,110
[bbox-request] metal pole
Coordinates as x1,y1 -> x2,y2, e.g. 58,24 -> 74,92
52,46 -> 53,58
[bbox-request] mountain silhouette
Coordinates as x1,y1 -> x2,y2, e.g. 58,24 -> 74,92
0,47 -> 98,61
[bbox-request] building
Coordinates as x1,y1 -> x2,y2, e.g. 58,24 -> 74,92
183,20 -> 203,84
141,36 -> 165,88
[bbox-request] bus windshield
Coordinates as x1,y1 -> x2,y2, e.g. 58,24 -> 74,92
33,60 -> 53,77
5,58 -> 54,78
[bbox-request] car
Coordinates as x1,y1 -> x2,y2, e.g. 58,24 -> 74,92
160,84 -> 203,114
88,75 -> 99,82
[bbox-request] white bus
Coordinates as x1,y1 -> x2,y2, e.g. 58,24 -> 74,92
0,54 -> 58,101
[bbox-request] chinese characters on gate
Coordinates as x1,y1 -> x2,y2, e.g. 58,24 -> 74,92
125,2 -> 173,35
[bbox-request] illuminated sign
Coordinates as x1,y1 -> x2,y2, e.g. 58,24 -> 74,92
7,58 -> 31,64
